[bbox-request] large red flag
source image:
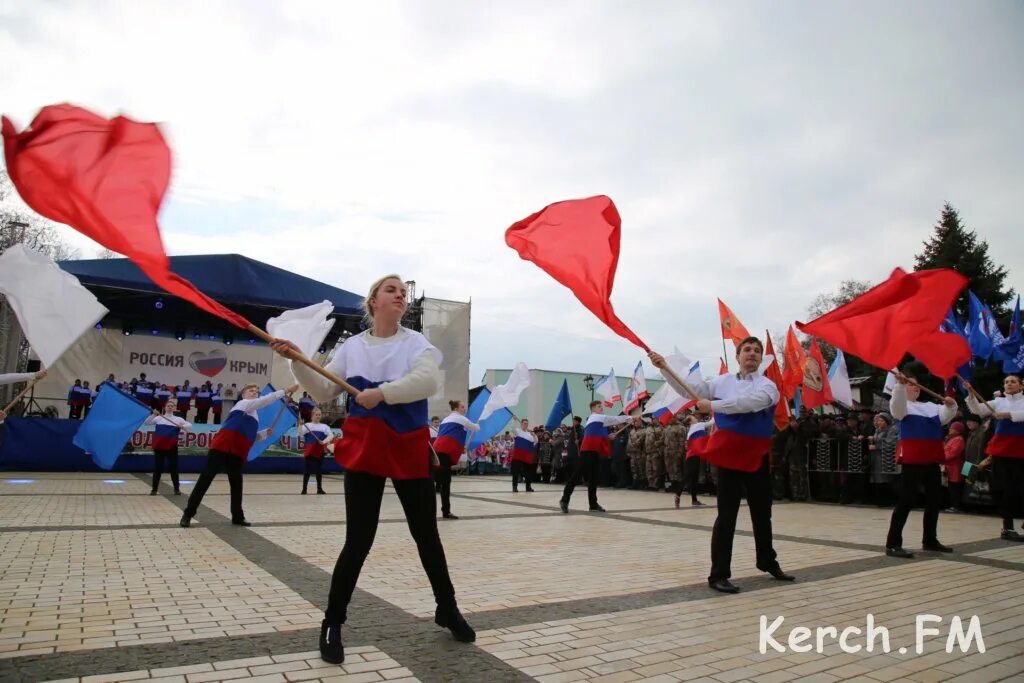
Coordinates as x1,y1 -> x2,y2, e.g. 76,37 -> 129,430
796,268 -> 968,377
781,326 -> 806,400
505,196 -> 648,350
801,340 -> 834,410
718,299 -> 751,348
764,332 -> 790,430
2,104 -> 251,330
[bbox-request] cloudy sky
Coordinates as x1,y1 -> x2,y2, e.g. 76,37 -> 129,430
2,0 -> 1022,384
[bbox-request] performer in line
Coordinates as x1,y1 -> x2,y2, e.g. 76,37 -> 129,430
180,382 -> 298,528
154,384 -> 172,411
674,414 -> 711,509
299,392 -> 317,422
510,419 -> 537,493
966,374 -> 1024,542
651,338 -> 794,593
560,401 -> 631,513
270,274 -> 475,665
67,379 -> 85,419
299,407 -> 335,495
885,367 -> 957,558
195,383 -> 212,424
146,398 -> 191,495
433,400 -> 480,519
175,383 -> 193,419
211,385 -> 223,425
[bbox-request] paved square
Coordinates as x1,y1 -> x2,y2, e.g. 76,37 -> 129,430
1,473 -> 1021,682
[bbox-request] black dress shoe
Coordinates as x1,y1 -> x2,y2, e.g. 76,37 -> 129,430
1001,529 -> 1024,542
759,565 -> 795,581
232,520 -> 252,527
150,490 -> 157,496
301,490 -> 308,495
526,487 -> 535,492
709,578 -> 740,593
434,605 -> 476,642
885,546 -> 914,559
174,490 -> 181,496
589,504 -> 606,512
559,499 -> 569,514
922,541 -> 953,553
319,620 -> 344,664
179,514 -> 191,528
443,513 -> 459,520
317,489 -> 326,495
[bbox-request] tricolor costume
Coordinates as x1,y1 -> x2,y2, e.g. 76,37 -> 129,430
299,421 -> 334,494
885,382 -> 955,552
510,428 -> 537,492
661,367 -> 787,587
288,326 -> 472,649
681,419 -> 712,505
181,389 -> 285,525
966,391 -> 1024,539
434,412 -> 480,517
175,388 -> 193,418
561,412 -> 631,511
146,413 -> 191,494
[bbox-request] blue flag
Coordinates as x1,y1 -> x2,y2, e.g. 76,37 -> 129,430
939,308 -> 973,385
73,385 -> 151,470
248,384 -> 298,461
996,295 -> 1023,373
967,291 -> 1006,360
467,387 -> 513,450
545,379 -> 573,430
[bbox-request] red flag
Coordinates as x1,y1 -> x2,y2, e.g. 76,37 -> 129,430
718,299 -> 751,348
801,340 -> 833,410
796,268 -> 968,377
764,332 -> 790,430
782,326 -> 806,400
2,104 -> 251,330
718,357 -> 728,376
505,196 -> 648,350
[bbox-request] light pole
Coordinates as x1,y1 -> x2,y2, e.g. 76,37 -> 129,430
582,374 -> 595,403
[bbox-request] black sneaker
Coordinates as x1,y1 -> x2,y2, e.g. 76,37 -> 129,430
179,514 -> 191,528
319,620 -> 344,664
922,541 -> 953,553
559,499 -> 569,514
589,504 -> 606,512
443,513 -> 459,520
317,489 -> 326,495
885,546 -> 914,559
434,605 -> 476,643
232,519 -> 252,527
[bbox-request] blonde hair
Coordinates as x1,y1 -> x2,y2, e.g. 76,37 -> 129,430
362,274 -> 404,324
240,383 -> 260,395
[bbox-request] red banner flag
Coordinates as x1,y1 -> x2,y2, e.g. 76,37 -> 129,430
2,104 -> 251,330
764,332 -> 790,430
782,326 -> 806,400
505,195 -> 648,350
796,267 -> 969,379
801,340 -> 834,410
718,357 -> 728,376
718,299 -> 751,348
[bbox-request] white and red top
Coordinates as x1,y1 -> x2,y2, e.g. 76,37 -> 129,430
210,390 -> 287,459
686,420 -> 713,459
580,413 -> 632,457
300,422 -> 334,458
433,413 -> 480,458
511,428 -> 538,463
146,414 -> 192,451
891,383 -> 955,465
966,392 -> 1024,459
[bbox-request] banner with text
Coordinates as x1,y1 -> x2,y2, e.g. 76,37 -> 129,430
129,423 -> 342,457
121,336 -> 273,387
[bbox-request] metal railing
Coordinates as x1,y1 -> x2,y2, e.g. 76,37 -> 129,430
805,437 -> 898,475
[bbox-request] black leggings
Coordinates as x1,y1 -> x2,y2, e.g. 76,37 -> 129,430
184,450 -> 245,522
303,457 -> 324,492
562,452 -> 600,508
994,456 -> 1024,530
325,470 -> 456,624
673,456 -> 701,502
153,448 -> 180,492
436,453 -> 453,515
886,463 -> 941,548
510,460 -> 534,490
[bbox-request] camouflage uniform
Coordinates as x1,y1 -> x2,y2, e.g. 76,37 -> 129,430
662,420 -> 686,486
628,426 -> 647,489
644,423 -> 666,489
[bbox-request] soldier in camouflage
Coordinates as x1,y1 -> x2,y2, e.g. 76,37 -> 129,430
662,415 -> 686,496
628,420 -> 648,489
644,421 -> 666,490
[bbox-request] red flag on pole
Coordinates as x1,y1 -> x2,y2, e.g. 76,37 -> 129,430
505,195 -> 648,350
801,340 -> 833,410
781,326 -> 806,400
796,267 -> 969,379
717,299 -> 751,348
2,104 -> 251,330
764,332 -> 790,430
718,357 -> 728,376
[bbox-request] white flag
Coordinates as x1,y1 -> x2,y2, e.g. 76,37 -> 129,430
480,362 -> 531,420
266,300 -> 336,358
0,244 -> 108,367
828,350 -> 854,408
883,370 -> 898,395
594,368 -> 622,408
644,352 -> 702,416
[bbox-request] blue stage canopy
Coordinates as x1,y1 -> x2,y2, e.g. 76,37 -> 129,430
60,253 -> 363,316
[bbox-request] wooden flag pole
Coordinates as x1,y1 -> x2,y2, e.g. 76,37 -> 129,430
956,374 -> 999,414
894,373 -> 946,402
2,378 -> 38,415
655,362 -> 702,402
248,324 -> 360,396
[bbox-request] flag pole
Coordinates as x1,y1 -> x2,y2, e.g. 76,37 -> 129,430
2,378 -> 38,415
721,338 -> 730,371
248,324 -> 359,396
894,373 -> 946,402
655,362 -> 701,402
957,374 -> 999,413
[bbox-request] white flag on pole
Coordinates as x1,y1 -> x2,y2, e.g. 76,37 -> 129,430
828,350 -> 854,408
594,368 -> 622,408
0,244 -> 108,367
266,300 -> 336,358
480,362 -> 531,420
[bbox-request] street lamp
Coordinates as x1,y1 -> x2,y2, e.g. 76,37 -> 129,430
582,374 -> 595,402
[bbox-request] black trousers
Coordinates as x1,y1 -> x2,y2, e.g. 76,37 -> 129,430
540,463 -> 553,483
511,460 -> 534,490
436,453 -> 453,515
886,463 -> 941,548
709,455 -> 778,583
561,451 -> 600,508
195,408 -> 209,424
994,456 -> 1024,529
69,404 -> 83,419
184,450 -> 245,522
212,411 -> 222,425
674,456 -> 701,501
303,456 -> 324,492
152,448 -> 180,492
325,471 -> 456,624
